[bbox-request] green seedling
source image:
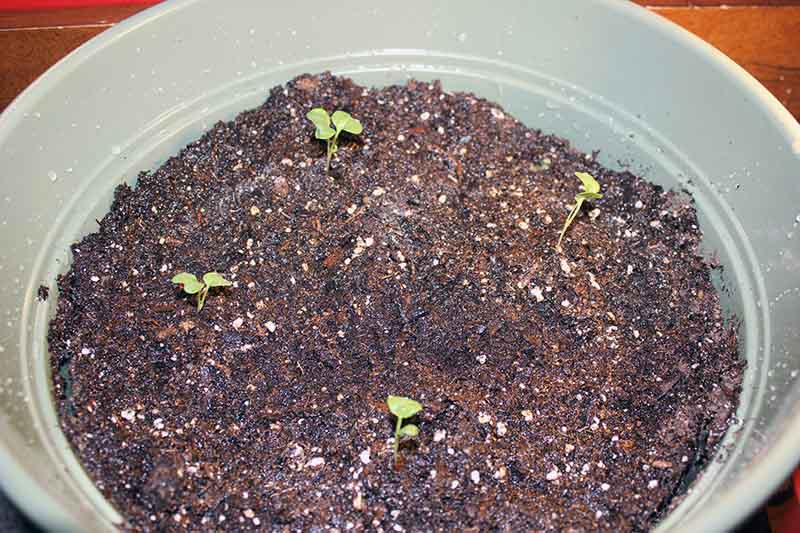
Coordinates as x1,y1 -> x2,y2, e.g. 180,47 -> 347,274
171,271 -> 232,311
557,171 -> 603,249
306,107 -> 363,170
387,395 -> 423,459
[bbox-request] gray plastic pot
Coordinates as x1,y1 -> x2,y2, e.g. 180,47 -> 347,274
0,0 -> 798,531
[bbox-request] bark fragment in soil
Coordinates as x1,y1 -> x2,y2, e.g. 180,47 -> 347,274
48,73 -> 743,532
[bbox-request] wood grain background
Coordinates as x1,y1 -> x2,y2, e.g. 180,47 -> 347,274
1,1 -> 799,119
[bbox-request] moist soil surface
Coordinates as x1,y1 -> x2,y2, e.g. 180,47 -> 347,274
49,73 -> 743,532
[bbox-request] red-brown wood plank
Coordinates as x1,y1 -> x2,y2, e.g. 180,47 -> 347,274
652,6 -> 800,118
0,4 -> 149,28
637,1 -> 800,5
0,26 -> 108,111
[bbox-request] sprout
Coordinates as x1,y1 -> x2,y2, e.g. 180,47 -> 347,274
387,395 -> 423,461
306,107 -> 363,170
557,171 -> 603,249
171,271 -> 232,311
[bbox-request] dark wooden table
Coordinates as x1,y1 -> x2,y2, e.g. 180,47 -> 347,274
0,2 -> 797,532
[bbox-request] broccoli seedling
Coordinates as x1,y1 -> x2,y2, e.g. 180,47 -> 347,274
171,271 -> 232,311
387,395 -> 423,460
306,107 -> 363,170
557,171 -> 603,249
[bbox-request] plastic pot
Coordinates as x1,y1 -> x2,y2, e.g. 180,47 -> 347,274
0,1 -> 798,531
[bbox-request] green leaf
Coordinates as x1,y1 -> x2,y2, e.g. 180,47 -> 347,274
387,395 -> 423,419
306,107 -> 330,129
576,191 -> 603,201
343,118 -> 363,135
171,272 -> 203,294
332,110 -> 363,135
575,171 -> 601,195
398,424 -> 419,438
203,272 -> 232,288
315,125 -> 336,140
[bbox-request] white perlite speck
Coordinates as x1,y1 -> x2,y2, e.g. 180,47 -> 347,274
266,321 -> 277,333
496,421 -> 508,437
531,286 -> 544,302
601,483 -> 610,491
433,429 -> 447,442
470,470 -> 481,484
560,258 -> 571,275
648,480 -> 659,489
120,409 -> 135,422
232,317 -> 244,329
307,457 -> 325,468
545,468 -> 561,481
521,410 -> 533,422
359,449 -> 371,465
478,412 -> 491,424
476,354 -> 487,364
420,111 -> 430,121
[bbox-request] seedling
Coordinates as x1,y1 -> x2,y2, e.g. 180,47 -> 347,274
557,171 -> 603,249
171,271 -> 232,311
387,395 -> 423,459
306,107 -> 363,170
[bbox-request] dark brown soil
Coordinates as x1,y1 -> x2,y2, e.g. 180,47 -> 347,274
49,73 -> 743,532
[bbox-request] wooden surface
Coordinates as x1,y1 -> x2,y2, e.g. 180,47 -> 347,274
0,2 -> 799,120
647,5 -> 800,120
